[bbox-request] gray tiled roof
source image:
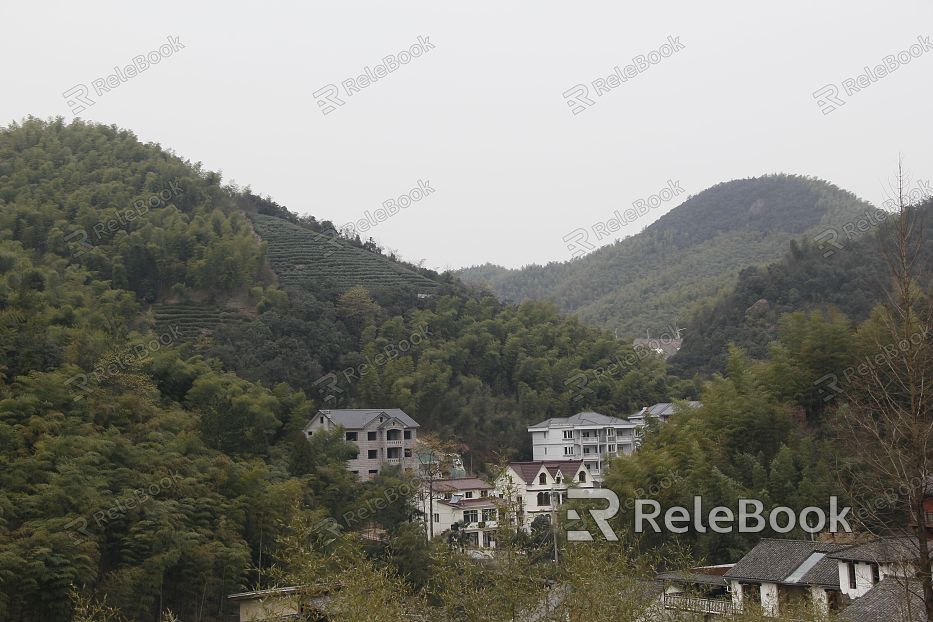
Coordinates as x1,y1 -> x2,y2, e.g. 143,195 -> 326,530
830,537 -> 921,564
840,577 -> 926,622
317,408 -> 419,428
724,539 -> 848,587
528,411 -> 635,429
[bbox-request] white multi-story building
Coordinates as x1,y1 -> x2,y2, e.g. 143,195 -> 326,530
527,412 -> 638,480
303,408 -> 419,481
420,477 -> 499,548
495,460 -> 596,531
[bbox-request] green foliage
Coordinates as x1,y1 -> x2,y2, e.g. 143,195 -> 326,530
460,174 -> 879,338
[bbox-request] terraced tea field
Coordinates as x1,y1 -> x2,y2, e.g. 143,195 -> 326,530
251,214 -> 439,293
152,304 -> 251,339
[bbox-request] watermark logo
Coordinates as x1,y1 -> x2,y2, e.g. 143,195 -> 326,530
563,180 -> 684,258
341,180 -> 435,236
63,36 -> 185,115
64,181 -> 183,258
65,472 -> 183,545
563,36 -> 685,115
313,326 -> 431,402
813,35 -> 932,115
562,490 -> 852,539
314,36 -> 435,116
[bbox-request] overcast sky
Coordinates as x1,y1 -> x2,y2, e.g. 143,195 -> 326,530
3,1 -> 932,270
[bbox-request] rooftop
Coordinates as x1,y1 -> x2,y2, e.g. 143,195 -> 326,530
432,478 -> 493,492
314,408 -> 419,429
830,536 -> 923,564
528,411 -> 636,430
840,577 -> 926,622
724,539 -> 849,587
506,460 -> 586,485
629,401 -> 702,420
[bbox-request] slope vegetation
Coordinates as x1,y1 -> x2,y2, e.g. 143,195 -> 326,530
459,175 -> 879,336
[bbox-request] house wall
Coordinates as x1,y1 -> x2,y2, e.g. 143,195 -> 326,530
529,426 -> 637,478
760,582 -> 779,616
237,597 -> 298,622
728,580 -> 744,610
305,415 -> 418,481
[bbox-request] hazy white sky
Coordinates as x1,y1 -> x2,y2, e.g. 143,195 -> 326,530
3,1 -> 932,269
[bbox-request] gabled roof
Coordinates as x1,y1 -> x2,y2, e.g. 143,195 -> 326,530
840,577 -> 925,622
528,411 -> 636,430
830,536 -> 922,564
724,539 -> 848,587
657,565 -> 734,587
507,460 -> 585,484
315,408 -> 419,429
437,497 -> 498,509
432,478 -> 493,493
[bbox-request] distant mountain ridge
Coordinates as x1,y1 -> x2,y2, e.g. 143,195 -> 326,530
458,175 -> 880,337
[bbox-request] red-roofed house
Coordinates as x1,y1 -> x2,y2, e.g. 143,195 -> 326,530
495,460 -> 595,531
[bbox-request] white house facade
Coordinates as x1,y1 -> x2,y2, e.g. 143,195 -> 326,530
304,408 -> 419,481
527,412 -> 638,480
495,460 -> 595,531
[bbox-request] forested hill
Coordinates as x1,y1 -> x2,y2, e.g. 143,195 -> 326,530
0,118 -> 691,620
670,199 -> 933,376
458,175 -> 879,337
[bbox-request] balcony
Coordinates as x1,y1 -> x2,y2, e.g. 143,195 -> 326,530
663,594 -> 735,615
386,458 -> 401,464
385,439 -> 403,447
580,436 -> 600,444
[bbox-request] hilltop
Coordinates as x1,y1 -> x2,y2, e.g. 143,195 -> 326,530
459,175 -> 880,337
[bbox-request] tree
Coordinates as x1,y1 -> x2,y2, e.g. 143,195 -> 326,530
836,164 -> 933,618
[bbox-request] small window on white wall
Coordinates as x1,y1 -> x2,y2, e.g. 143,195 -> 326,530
564,446 -> 574,456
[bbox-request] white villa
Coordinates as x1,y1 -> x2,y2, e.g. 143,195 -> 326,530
527,412 -> 638,480
420,477 -> 499,548
496,460 -> 596,531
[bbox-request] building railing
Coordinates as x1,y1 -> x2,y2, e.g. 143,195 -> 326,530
663,594 -> 735,615
386,458 -> 401,464
385,439 -> 403,447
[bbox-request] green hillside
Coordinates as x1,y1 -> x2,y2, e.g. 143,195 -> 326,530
671,200 -> 933,376
252,213 -> 439,294
459,175 -> 880,337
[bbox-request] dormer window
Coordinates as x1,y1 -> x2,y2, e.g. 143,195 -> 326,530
539,473 -> 547,485
579,472 -> 586,482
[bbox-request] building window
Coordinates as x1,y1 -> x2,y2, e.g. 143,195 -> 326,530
482,509 -> 497,522
320,417 -> 325,424
433,513 -> 439,523
563,430 -> 574,439
483,532 -> 493,548
579,472 -> 586,482
871,563 -> 880,584
463,510 -> 478,523
368,450 -> 378,459
536,491 -> 550,506
848,562 -> 857,589
465,491 -> 473,499
404,430 -> 411,439
368,431 -> 377,441
609,444 -> 616,452
539,473 -> 547,485
480,490 -> 487,497
404,448 -> 412,457
368,469 -> 379,478
564,447 -> 574,456
345,432 -> 357,441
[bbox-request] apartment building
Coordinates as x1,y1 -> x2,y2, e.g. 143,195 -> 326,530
527,412 -> 638,480
303,408 -> 419,481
